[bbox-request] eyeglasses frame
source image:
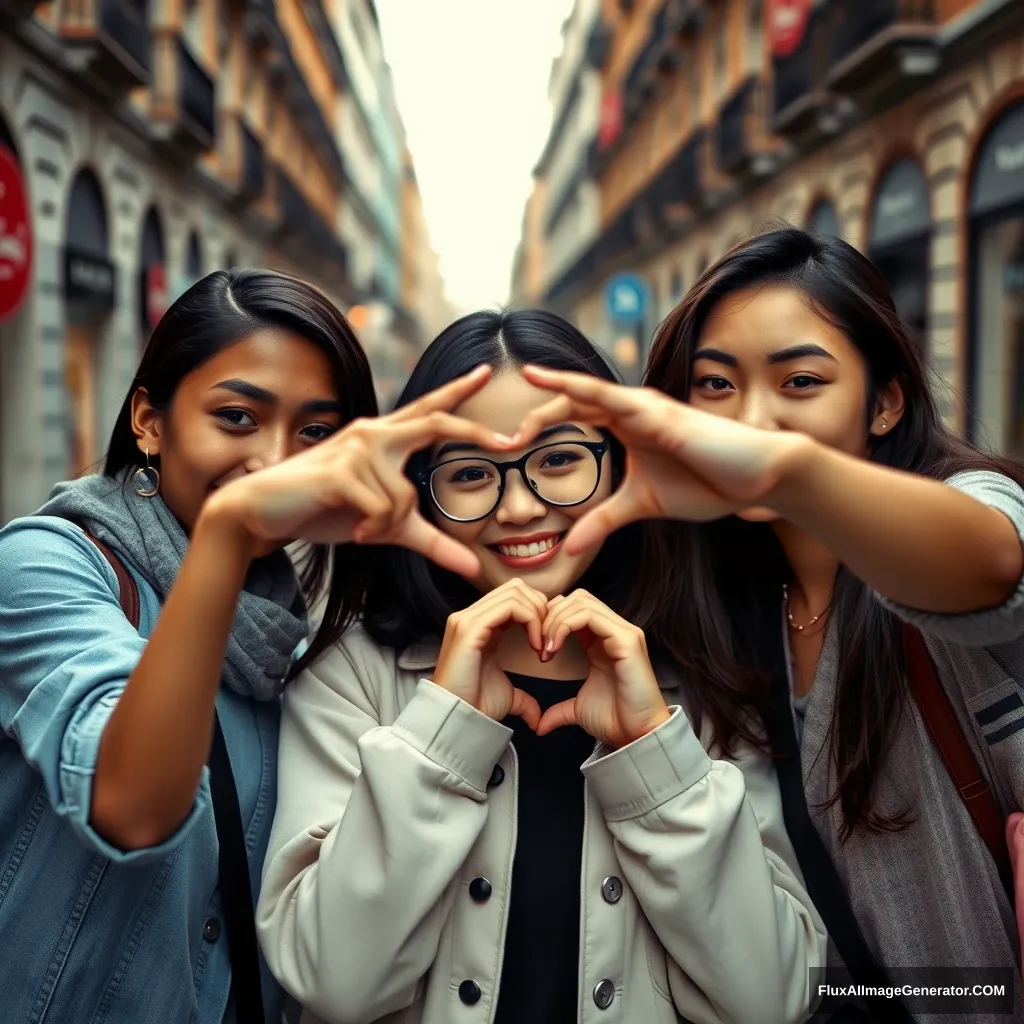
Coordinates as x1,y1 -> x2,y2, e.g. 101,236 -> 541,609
416,437 -> 611,524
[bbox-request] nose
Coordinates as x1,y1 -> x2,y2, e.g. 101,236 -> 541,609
736,391 -> 779,432
494,468 -> 547,525
243,428 -> 290,474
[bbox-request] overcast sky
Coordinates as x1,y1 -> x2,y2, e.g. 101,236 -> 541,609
375,0 -> 574,313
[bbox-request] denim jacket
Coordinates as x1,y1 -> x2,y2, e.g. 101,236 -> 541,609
0,516 -> 288,1024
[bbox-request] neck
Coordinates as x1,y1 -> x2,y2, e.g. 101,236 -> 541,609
496,624 -> 591,679
773,520 -> 838,613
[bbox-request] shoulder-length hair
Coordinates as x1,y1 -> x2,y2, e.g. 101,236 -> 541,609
104,267 -> 379,674
360,308 -> 642,652
637,226 -> 1024,840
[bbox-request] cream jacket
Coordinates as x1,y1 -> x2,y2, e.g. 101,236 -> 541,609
257,626 -> 826,1024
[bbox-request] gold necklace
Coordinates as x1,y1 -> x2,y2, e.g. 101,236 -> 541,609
782,583 -> 830,632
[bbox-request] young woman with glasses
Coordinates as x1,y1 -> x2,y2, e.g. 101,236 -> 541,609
256,309 -> 825,1024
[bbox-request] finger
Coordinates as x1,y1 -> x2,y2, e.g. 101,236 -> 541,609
388,511 -> 481,577
329,471 -> 392,534
545,603 -> 627,658
520,366 -> 645,416
351,459 -> 410,542
389,411 -> 514,454
392,365 -> 494,422
476,577 -> 548,625
536,698 -> 578,737
510,395 -> 611,447
469,589 -> 545,652
507,688 -> 542,732
561,489 -> 644,555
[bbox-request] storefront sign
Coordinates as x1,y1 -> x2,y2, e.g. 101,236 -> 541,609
144,262 -> 168,329
64,246 -> 116,309
868,159 -> 931,251
768,0 -> 813,58
598,91 -> 622,149
0,144 -> 33,323
970,103 -> 1024,218
604,272 -> 648,325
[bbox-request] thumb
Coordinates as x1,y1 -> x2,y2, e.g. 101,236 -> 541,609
536,698 -> 578,737
563,487 -> 643,555
390,512 -> 481,577
508,688 -> 542,732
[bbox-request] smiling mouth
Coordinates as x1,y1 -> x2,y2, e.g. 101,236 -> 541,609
488,532 -> 566,562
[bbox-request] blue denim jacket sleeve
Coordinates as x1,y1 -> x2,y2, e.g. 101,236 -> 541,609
0,517 -> 210,864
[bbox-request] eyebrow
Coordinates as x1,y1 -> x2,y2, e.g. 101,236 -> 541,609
435,422 -> 586,460
210,379 -> 342,415
692,343 -> 838,367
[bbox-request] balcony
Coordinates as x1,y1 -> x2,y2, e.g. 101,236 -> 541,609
825,0 -> 938,101
60,0 -> 150,92
771,4 -> 833,140
224,114 -> 265,206
150,35 -> 215,153
715,76 -> 783,178
273,166 -> 348,279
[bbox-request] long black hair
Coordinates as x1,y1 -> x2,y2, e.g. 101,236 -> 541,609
638,226 -> 1024,841
104,267 -> 379,674
360,308 -> 642,652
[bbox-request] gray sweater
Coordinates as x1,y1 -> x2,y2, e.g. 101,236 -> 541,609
795,470 -> 1024,1022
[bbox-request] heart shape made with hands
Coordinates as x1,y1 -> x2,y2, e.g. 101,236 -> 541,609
492,589 -> 670,749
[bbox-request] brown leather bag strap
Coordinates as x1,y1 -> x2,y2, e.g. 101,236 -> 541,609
902,623 -> 1013,888
85,532 -> 141,630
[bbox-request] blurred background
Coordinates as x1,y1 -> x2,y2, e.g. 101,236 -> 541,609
0,0 -> 1022,526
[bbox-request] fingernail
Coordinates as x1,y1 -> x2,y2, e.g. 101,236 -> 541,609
545,638 -> 554,653
494,433 -> 513,444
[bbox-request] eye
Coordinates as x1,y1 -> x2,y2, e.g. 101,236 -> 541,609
695,375 -> 735,393
783,374 -> 822,390
214,408 -> 256,428
450,466 -> 492,484
300,423 -> 336,442
539,450 -> 583,469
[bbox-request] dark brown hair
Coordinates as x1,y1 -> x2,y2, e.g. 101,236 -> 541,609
637,226 -> 1024,840
104,268 -> 379,675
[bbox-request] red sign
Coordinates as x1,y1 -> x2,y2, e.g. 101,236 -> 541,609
768,0 -> 812,58
598,90 -> 623,149
0,144 -> 32,323
145,262 -> 168,328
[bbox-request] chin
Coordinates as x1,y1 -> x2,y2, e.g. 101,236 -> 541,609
737,506 -> 781,523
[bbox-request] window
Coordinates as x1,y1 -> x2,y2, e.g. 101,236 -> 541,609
747,0 -> 764,73
689,53 -> 701,126
715,9 -> 729,99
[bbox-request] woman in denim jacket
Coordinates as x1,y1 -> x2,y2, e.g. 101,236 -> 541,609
0,268 -> 507,1024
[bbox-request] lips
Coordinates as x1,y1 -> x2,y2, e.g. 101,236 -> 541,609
488,531 -> 566,569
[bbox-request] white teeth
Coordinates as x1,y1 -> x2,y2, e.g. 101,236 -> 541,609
497,536 -> 558,558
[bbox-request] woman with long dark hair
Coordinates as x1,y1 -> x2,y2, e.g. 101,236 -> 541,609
511,228 -> 1024,1021
256,308 -> 825,1024
0,269 -> 507,1024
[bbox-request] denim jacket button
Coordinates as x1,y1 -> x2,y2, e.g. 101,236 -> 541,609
203,917 -> 221,942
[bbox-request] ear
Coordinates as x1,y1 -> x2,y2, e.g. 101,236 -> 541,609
130,388 -> 164,460
869,378 -> 905,437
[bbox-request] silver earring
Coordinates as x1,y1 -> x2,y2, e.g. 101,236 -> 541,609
881,418 -> 887,431
132,447 -> 160,498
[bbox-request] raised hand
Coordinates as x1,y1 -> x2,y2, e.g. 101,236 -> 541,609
432,579 -> 547,730
510,364 -> 806,552
537,589 -> 670,749
207,365 -> 513,575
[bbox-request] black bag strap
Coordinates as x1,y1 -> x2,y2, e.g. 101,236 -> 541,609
84,531 -> 266,1022
768,638 -> 913,1023
209,713 -> 267,1023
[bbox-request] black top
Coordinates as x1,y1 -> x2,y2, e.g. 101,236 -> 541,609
493,672 -> 593,1024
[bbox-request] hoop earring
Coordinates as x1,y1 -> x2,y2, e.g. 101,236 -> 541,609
132,448 -> 160,498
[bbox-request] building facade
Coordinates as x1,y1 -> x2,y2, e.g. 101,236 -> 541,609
519,0 -> 1024,448
0,0 -> 447,523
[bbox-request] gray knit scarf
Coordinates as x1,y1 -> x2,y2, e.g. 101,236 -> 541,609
38,471 -> 308,701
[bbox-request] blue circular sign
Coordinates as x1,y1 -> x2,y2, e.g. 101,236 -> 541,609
604,273 -> 648,325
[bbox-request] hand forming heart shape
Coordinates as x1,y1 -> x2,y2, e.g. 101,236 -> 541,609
432,579 -> 671,751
